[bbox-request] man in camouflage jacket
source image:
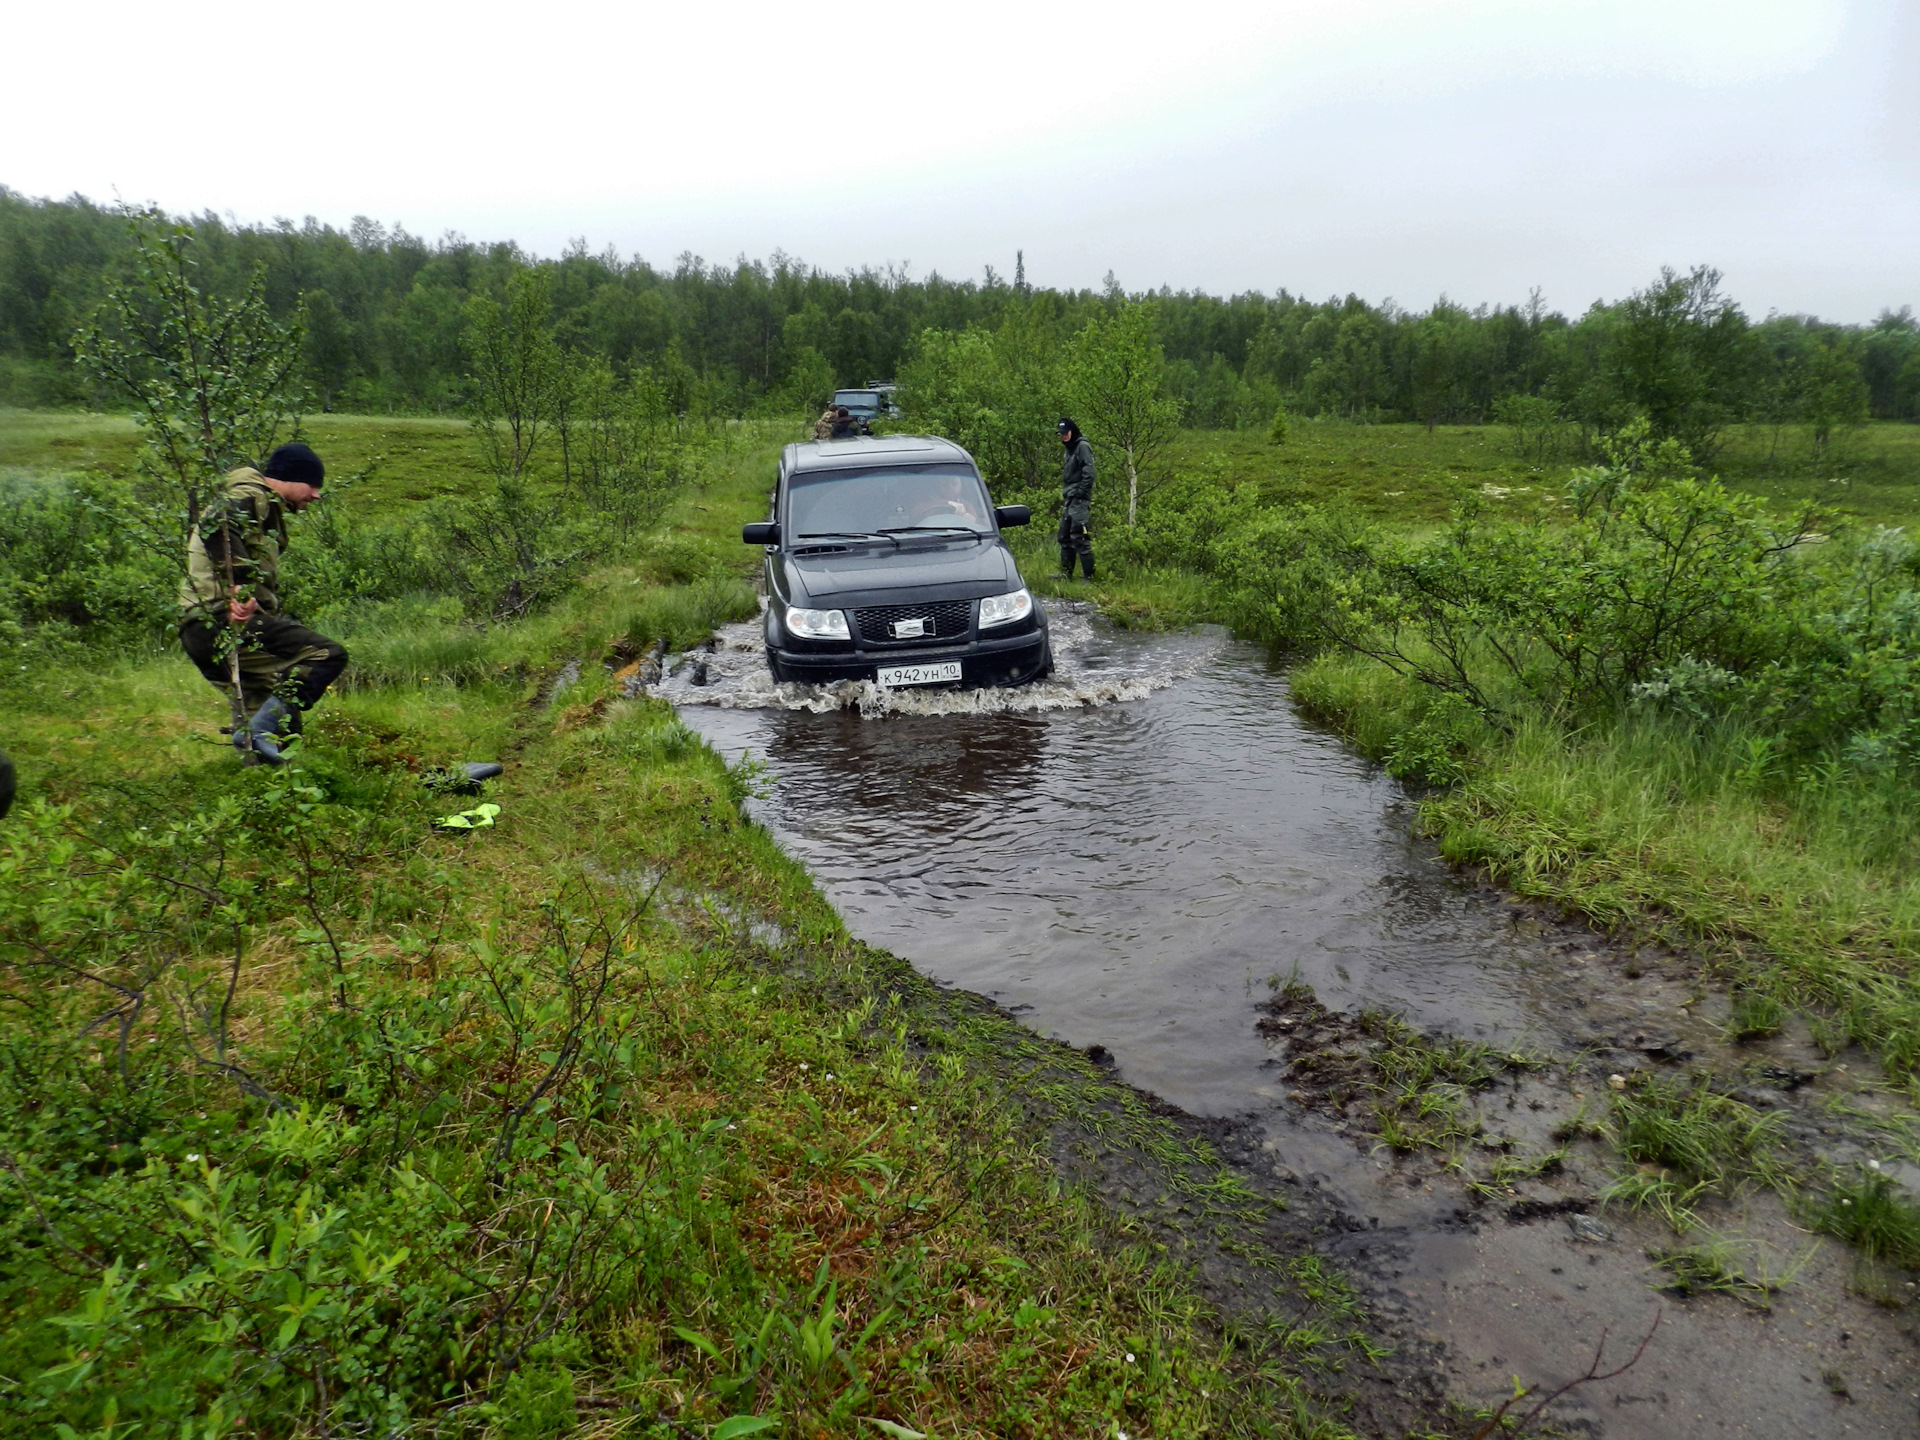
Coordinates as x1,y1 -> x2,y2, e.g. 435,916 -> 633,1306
1055,417 -> 1095,580
177,441 -> 348,764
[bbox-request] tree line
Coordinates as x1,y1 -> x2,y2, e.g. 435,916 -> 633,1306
3,187 -> 1917,448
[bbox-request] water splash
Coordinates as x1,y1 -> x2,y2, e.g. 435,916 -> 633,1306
656,600 -> 1225,717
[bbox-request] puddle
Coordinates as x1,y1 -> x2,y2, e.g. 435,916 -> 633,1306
667,602 -> 1920,1438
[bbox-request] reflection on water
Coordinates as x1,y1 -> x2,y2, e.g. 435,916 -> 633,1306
673,603 -> 1543,1115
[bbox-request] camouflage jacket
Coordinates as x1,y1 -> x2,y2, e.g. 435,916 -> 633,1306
179,469 -> 290,618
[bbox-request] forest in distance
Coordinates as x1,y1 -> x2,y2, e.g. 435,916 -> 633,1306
2,185 -> 1917,442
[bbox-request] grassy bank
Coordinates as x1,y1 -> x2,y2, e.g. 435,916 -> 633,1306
0,414 -> 1403,1439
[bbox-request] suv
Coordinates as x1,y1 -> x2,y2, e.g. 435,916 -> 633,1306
744,435 -> 1051,688
831,388 -> 895,425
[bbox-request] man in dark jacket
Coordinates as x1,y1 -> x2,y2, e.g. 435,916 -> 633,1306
177,441 -> 348,765
1055,417 -> 1095,580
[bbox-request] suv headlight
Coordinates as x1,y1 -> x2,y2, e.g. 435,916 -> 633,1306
978,588 -> 1033,628
785,605 -> 850,640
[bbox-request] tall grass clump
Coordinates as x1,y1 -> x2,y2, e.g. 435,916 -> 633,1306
612,572 -> 759,654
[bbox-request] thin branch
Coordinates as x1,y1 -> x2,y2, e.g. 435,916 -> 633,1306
1467,1308 -> 1663,1440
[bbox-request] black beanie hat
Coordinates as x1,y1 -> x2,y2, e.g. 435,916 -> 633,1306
262,441 -> 324,488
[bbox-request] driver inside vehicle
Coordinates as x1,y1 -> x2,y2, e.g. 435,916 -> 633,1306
907,472 -> 986,528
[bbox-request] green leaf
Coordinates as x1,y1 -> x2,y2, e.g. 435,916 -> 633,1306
865,1421 -> 928,1439
713,1417 -> 779,1439
673,1325 -> 722,1361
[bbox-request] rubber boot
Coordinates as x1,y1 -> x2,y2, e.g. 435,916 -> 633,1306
246,697 -> 293,767
1083,558 -> 1095,582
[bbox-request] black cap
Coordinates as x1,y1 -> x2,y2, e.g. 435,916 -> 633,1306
1057,417 -> 1078,436
262,441 -> 324,488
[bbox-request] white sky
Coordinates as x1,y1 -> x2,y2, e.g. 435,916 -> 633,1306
3,0 -> 1915,320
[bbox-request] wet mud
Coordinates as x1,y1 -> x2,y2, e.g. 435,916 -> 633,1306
658,601 -> 1920,1437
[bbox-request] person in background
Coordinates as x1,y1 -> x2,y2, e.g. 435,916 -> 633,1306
177,441 -> 348,765
813,403 -> 837,440
1055,417 -> 1095,581
828,405 -> 862,439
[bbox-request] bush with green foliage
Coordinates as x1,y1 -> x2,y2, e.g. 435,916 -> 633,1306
0,471 -> 177,666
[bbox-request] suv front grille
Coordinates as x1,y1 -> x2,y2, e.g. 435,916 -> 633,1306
852,599 -> 973,645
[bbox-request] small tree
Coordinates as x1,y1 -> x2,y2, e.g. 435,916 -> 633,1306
895,308 -> 1067,493
1268,402 -> 1291,446
556,358 -> 679,539
1067,301 -> 1182,527
779,345 -> 837,418
74,207 -> 306,555
73,208 -> 307,740
464,269 -> 562,481
1605,265 -> 1755,464
1801,339 -> 1869,464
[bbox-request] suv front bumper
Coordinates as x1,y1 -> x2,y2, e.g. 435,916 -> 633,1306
769,625 -> 1049,688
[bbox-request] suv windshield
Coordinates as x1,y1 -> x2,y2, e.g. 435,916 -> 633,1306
789,463 -> 992,537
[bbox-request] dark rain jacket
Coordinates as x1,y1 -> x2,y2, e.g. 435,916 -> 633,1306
1061,437 -> 1095,523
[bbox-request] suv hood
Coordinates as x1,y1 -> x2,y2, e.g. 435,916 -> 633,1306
784,538 -> 1019,610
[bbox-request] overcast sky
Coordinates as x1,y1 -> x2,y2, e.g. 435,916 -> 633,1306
4,0 -> 1915,321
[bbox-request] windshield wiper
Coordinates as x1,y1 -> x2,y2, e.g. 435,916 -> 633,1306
796,530 -> 897,545
876,525 -> 983,537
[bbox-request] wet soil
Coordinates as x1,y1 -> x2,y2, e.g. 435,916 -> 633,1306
658,602 -> 1920,1437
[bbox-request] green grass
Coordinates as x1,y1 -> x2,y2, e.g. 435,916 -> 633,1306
1812,1170 -> 1920,1267
1646,1235 -> 1805,1310
0,409 -> 561,518
1163,419 -> 1920,526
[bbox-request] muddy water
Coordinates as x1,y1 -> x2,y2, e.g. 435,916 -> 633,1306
666,603 -> 1920,1439
668,606 -> 1547,1113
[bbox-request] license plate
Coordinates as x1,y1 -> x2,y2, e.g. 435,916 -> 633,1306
877,660 -> 963,688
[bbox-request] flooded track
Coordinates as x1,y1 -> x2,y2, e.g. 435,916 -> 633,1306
665,602 -> 1920,1438
667,605 -> 1544,1114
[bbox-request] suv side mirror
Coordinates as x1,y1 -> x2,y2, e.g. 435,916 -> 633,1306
995,505 -> 1031,528
742,522 -> 780,545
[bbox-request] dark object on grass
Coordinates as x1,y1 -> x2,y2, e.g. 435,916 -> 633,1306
422,762 -> 505,797
0,748 -> 14,820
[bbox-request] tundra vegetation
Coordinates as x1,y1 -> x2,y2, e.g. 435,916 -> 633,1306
4,196 -> 1920,1433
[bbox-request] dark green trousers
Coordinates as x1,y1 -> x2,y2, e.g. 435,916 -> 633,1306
179,613 -> 349,719
1057,508 -> 1094,578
